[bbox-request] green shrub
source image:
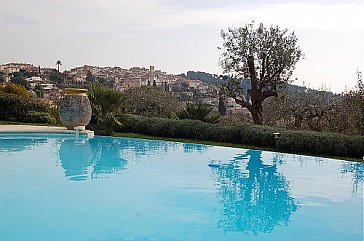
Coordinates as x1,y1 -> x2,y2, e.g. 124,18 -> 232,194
277,130 -> 364,158
240,124 -> 278,147
118,115 -> 243,144
0,82 -> 32,98
123,86 -> 182,118
117,114 -> 364,158
24,111 -> 56,124
177,102 -> 221,123
88,83 -> 124,125
0,93 -> 51,122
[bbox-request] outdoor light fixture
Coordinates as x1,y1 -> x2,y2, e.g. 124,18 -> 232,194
273,132 -> 281,147
273,132 -> 281,139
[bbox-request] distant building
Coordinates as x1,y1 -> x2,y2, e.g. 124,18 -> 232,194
0,63 -> 40,82
225,97 -> 250,115
0,63 -> 38,74
26,76 -> 44,88
1,62 -> 222,105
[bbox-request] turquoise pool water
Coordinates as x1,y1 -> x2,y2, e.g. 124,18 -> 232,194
0,134 -> 363,241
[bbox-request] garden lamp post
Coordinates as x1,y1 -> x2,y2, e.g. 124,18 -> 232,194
273,132 -> 281,148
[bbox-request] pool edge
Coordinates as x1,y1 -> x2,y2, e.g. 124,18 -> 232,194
0,124 -> 94,138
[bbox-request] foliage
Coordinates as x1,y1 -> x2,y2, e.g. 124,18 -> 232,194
34,84 -> 44,98
24,111 -> 56,124
8,70 -> 32,89
0,83 -> 32,99
9,76 -> 30,89
185,71 -> 224,85
86,71 -> 94,82
262,89 -> 292,127
48,70 -> 65,86
218,96 -> 227,116
177,102 -> 221,123
263,87 -> 339,131
263,72 -> 363,135
86,71 -> 114,88
219,114 -> 253,126
278,130 -> 363,158
220,22 -> 302,125
56,60 -> 62,72
334,71 -> 364,135
88,83 -> 125,126
118,114 -> 243,144
0,93 -> 51,122
0,72 -> 5,82
117,114 -> 364,158
123,86 -> 182,118
12,70 -> 32,79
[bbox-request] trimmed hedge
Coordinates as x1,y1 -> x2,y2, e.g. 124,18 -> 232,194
118,115 -> 243,144
117,114 -> 364,158
278,131 -> 363,158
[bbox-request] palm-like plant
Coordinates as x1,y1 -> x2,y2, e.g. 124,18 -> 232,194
56,60 -> 62,72
177,102 -> 221,123
88,83 -> 125,126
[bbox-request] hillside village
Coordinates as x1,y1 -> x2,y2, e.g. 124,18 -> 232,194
0,62 -> 246,115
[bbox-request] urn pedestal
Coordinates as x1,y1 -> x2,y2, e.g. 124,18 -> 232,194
59,88 -> 92,130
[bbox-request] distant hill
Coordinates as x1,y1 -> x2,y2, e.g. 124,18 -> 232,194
183,70 -> 319,94
185,71 -> 224,85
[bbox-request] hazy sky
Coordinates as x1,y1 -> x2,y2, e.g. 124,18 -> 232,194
0,0 -> 363,92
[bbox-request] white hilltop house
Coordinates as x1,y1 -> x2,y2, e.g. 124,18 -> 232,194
26,76 -> 55,92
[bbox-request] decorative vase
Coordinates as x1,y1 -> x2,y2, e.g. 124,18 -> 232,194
59,88 -> 92,130
59,139 -> 92,181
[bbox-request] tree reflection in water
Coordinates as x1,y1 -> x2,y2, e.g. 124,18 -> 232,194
182,143 -> 209,153
210,150 -> 297,234
341,162 -> 364,195
0,136 -> 47,154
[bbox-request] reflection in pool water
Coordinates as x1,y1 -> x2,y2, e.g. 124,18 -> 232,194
58,138 -> 128,181
59,139 -> 93,181
211,150 -> 297,234
182,143 -> 209,153
0,135 -> 47,153
0,134 -> 363,241
341,162 -> 364,195
58,137 -> 182,181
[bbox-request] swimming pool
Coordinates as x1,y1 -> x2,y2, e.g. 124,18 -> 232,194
0,134 -> 363,241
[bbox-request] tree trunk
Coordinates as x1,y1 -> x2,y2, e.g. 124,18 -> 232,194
251,105 -> 264,125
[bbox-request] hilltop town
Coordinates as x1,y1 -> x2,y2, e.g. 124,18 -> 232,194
0,62 -> 245,115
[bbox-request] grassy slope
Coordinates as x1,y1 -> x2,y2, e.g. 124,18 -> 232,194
0,120 -> 62,127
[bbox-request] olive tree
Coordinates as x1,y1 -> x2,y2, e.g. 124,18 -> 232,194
220,22 -> 302,125
123,86 -> 182,118
263,87 -> 339,131
333,71 -> 364,135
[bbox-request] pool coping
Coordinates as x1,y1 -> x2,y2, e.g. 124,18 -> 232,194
0,125 -> 94,138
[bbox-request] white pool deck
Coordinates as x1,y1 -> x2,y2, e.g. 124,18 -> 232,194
0,125 -> 94,138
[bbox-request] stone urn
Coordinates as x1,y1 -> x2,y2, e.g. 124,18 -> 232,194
59,88 -> 92,130
59,139 -> 92,181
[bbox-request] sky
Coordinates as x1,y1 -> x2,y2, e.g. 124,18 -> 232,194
0,0 -> 363,92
